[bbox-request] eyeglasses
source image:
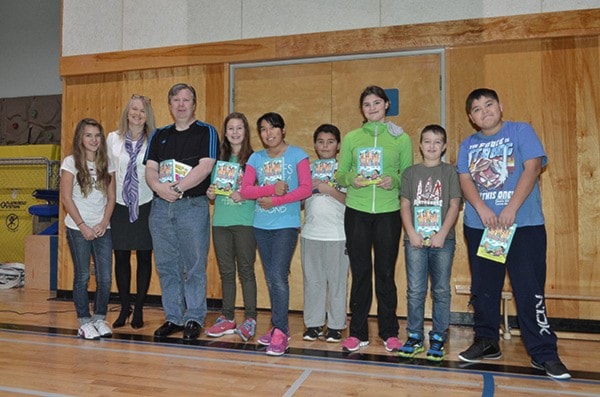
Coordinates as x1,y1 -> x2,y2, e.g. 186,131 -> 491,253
131,94 -> 151,103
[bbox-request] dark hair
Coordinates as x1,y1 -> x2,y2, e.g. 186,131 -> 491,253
420,124 -> 447,157
313,124 -> 341,143
256,112 -> 285,131
420,124 -> 447,144
359,86 -> 389,122
466,88 -> 499,114
168,83 -> 197,105
221,112 -> 253,169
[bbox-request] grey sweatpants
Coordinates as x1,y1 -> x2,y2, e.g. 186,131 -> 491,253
300,238 -> 350,330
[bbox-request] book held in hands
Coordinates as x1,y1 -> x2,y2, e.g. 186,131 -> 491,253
477,224 -> 517,264
357,147 -> 383,184
311,158 -> 336,182
159,159 -> 192,183
212,160 -> 240,196
262,157 -> 284,186
414,206 -> 442,246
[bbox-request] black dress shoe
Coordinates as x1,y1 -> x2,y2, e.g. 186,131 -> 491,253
183,321 -> 201,340
154,321 -> 184,338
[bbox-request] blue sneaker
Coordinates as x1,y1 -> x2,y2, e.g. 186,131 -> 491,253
398,333 -> 424,358
427,334 -> 445,362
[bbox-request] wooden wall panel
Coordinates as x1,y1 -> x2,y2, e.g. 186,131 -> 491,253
446,37 -> 600,320
60,10 -> 600,77
233,62 -> 334,310
233,55 -> 442,314
57,9 -> 600,321
59,65 -> 224,299
574,37 -> 600,320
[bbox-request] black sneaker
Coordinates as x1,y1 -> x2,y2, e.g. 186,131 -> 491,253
303,326 -> 324,341
325,329 -> 342,343
458,339 -> 502,362
531,359 -> 571,380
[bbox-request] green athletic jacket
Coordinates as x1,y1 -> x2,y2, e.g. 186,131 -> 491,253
337,121 -> 413,214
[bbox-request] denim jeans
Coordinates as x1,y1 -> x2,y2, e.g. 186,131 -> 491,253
404,238 -> 455,340
66,227 -> 113,323
149,196 -> 210,325
254,227 -> 299,331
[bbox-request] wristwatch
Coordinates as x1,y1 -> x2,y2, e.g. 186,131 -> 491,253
173,185 -> 182,194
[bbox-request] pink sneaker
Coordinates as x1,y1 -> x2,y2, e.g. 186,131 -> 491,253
205,315 -> 236,337
341,336 -> 369,352
266,328 -> 289,356
384,336 -> 403,352
257,327 -> 291,346
236,318 -> 256,342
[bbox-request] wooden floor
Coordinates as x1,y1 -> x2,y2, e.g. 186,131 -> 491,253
1,289 -> 599,396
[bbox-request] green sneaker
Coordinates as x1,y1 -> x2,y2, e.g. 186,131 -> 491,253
398,333 -> 424,358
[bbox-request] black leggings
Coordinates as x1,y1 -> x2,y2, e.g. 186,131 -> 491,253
113,250 -> 152,310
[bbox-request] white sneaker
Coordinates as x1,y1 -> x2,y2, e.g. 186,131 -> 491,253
93,319 -> 113,337
78,322 -> 101,340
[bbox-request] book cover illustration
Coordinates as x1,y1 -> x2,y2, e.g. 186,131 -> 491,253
414,206 -> 442,246
311,158 -> 336,182
357,147 -> 383,184
262,157 -> 284,186
212,161 -> 240,196
477,224 -> 517,264
159,159 -> 192,183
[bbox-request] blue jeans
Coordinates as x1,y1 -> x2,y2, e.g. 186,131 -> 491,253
404,239 -> 455,341
66,227 -> 113,323
254,227 -> 299,331
149,196 -> 210,325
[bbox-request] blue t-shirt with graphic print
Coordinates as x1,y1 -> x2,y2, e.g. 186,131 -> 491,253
247,145 -> 309,230
457,121 -> 547,229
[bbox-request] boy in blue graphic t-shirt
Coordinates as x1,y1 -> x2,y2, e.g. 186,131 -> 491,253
456,88 -> 570,380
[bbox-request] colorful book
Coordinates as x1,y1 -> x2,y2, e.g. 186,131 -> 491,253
357,147 -> 383,184
414,206 -> 442,246
262,157 -> 284,186
159,159 -> 192,183
312,158 -> 336,182
477,224 -> 517,264
212,160 -> 240,196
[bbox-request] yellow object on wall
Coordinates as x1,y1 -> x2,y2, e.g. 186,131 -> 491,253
0,144 -> 60,263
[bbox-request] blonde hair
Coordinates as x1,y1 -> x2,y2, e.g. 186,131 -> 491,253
117,94 -> 156,139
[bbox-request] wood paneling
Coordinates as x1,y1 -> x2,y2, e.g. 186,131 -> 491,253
60,10 -> 600,76
58,9 -> 600,321
446,36 -> 600,320
59,65 -> 224,298
233,55 -> 441,313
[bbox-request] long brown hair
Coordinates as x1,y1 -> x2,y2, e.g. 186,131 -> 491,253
72,118 -> 111,197
221,112 -> 253,169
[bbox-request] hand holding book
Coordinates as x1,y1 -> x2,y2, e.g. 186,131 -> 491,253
477,224 -> 517,264
273,180 -> 288,196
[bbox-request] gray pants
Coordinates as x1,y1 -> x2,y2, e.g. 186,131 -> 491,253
301,238 -> 350,330
213,225 -> 257,320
